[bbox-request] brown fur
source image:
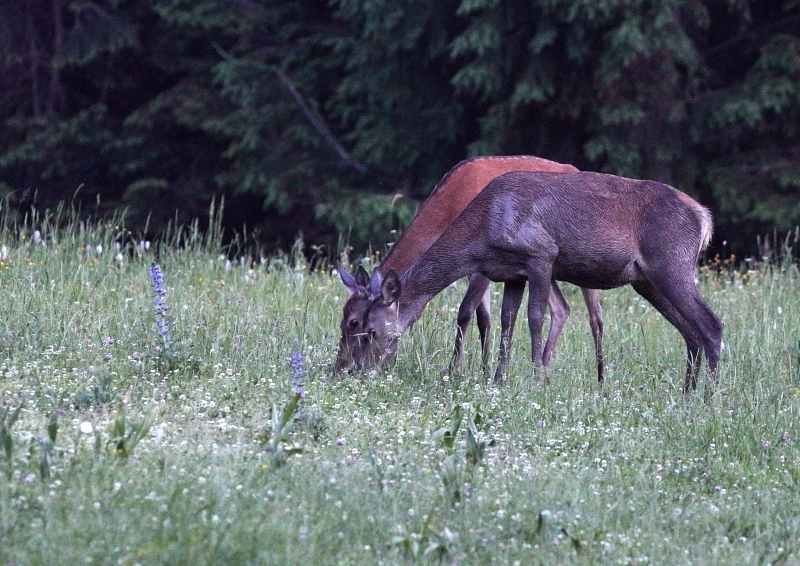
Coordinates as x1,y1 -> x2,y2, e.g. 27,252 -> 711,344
335,156 -> 604,378
384,156 -> 578,274
357,171 -> 722,395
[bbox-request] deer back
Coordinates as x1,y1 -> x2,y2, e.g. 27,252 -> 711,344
379,156 -> 577,276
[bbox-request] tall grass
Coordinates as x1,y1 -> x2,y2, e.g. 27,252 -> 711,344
1,204 -> 799,565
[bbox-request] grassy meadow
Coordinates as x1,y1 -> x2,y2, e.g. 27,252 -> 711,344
1,207 -> 800,566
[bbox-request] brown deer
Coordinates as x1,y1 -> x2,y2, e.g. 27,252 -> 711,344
355,170 -> 722,393
336,156 -> 605,380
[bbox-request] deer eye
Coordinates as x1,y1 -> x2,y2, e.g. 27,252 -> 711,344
348,318 -> 360,328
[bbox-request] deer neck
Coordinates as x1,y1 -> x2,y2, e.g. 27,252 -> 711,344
396,254 -> 467,331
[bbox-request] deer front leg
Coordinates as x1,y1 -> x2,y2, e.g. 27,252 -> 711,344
451,274 -> 491,373
526,265 -> 553,382
475,282 -> 492,370
493,280 -> 525,384
581,288 -> 604,382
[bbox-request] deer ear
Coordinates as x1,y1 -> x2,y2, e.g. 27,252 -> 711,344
338,263 -> 364,296
354,265 -> 370,288
368,268 -> 383,296
381,270 -> 402,304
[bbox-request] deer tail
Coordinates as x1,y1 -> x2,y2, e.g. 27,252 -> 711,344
696,205 -> 714,257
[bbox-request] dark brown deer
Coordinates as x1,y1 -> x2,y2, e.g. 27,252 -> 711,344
336,156 -> 605,380
355,170 -> 722,393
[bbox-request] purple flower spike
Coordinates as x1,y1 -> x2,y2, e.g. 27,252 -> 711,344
290,352 -> 305,396
149,263 -> 172,350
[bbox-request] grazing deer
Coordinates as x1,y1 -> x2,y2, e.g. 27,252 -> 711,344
336,156 -> 605,380
355,170 -> 722,394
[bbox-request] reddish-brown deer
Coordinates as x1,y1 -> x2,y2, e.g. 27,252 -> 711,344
355,170 -> 722,393
336,156 -> 605,379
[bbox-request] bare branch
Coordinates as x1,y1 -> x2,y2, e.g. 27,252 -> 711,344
703,14 -> 800,59
26,2 -> 41,117
221,0 -> 265,14
710,160 -> 793,175
214,44 -> 368,175
270,65 -> 367,175
47,0 -> 66,117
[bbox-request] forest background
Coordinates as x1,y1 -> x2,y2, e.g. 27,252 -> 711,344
1,0 -> 799,258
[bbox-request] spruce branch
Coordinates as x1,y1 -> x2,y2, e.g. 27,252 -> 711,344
213,44 -> 368,175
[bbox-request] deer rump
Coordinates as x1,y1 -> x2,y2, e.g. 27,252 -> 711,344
360,170 -> 722,393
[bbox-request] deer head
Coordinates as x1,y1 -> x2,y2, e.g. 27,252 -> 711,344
355,269 -> 404,370
334,263 -> 382,371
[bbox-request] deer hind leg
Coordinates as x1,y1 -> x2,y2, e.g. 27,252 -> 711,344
632,276 -> 722,393
668,288 -> 721,398
631,280 -> 703,390
451,274 -> 491,373
542,281 -> 570,370
541,283 -> 605,383
581,288 -> 605,383
493,280 -> 525,384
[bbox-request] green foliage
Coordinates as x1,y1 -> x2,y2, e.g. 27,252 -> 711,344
0,402 -> 23,462
37,412 -> 58,481
2,212 -> 800,564
262,392 -> 304,468
73,372 -> 119,410
320,0 -> 466,190
315,191 -> 417,253
109,405 -> 156,459
698,31 -> 800,244
0,1 -> 798,255
450,0 -> 706,179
